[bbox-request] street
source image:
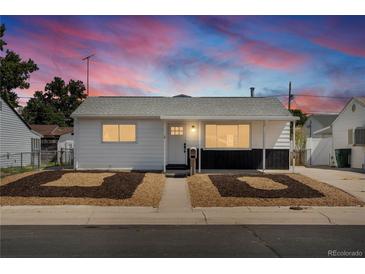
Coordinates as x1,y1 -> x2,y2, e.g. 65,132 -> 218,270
1,225 -> 365,258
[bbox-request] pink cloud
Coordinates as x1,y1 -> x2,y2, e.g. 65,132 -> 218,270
313,37 -> 365,58
239,40 -> 308,70
285,89 -> 347,113
32,17 -> 109,42
109,17 -> 188,61
90,60 -> 158,94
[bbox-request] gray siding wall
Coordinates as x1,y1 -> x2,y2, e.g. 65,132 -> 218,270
0,98 -> 39,167
75,118 -> 164,170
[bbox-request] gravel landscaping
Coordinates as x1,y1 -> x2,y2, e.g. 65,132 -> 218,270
0,170 -> 165,207
210,174 -> 324,198
187,173 -> 364,207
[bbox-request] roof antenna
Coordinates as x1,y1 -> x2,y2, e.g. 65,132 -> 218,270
82,54 -> 95,96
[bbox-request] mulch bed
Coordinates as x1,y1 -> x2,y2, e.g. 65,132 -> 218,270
209,174 -> 324,198
187,173 -> 364,207
0,170 -> 145,199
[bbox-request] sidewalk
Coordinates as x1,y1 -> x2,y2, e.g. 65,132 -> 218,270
2,205 -> 365,225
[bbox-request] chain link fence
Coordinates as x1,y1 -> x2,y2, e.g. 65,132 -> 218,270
0,149 -> 74,170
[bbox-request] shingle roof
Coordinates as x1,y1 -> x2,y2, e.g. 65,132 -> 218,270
71,96 -> 294,119
30,125 -> 73,137
309,114 -> 338,128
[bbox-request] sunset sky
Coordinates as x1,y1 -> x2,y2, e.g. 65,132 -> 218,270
1,15 -> 365,113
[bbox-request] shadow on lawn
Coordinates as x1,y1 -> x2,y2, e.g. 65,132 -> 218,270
209,174 -> 325,198
0,171 -> 145,199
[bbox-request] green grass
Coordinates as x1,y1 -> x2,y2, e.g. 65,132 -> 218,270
0,166 -> 37,179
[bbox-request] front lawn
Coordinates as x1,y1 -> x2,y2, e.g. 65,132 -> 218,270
0,166 -> 37,179
0,170 -> 165,207
187,173 -> 364,207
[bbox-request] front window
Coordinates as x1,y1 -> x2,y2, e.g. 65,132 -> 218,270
103,124 -> 136,142
205,124 -> 250,149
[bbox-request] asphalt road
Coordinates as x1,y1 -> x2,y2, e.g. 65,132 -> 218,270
1,225 -> 365,258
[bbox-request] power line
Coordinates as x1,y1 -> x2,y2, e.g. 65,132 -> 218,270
266,94 -> 351,99
292,94 -> 350,99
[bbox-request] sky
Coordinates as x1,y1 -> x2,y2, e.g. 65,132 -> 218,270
1,15 -> 365,113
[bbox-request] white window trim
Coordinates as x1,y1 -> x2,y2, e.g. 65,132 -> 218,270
203,122 -> 252,150
101,122 -> 137,143
348,128 -> 353,145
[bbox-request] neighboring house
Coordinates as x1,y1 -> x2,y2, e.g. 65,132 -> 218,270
30,124 -> 73,151
71,95 -> 298,171
303,113 -> 338,166
314,97 -> 365,169
57,131 -> 74,165
57,131 -> 74,151
0,97 -> 42,168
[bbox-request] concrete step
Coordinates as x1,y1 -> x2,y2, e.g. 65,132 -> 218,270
165,170 -> 188,178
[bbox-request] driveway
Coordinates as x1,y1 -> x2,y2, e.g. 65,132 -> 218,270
295,166 -> 365,202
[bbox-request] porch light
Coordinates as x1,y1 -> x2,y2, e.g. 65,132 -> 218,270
191,125 -> 196,132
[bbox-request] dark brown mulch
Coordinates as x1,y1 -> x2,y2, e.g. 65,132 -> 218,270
0,171 -> 145,199
209,174 -> 325,198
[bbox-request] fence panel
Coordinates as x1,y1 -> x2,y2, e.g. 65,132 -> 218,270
0,152 -> 40,169
1,149 -> 73,169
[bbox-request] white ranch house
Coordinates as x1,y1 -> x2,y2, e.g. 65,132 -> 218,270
71,95 -> 298,172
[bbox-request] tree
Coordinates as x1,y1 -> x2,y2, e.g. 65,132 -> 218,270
295,127 -> 306,150
290,109 -> 308,126
0,24 -> 6,51
22,77 -> 87,126
22,91 -> 67,126
0,24 -> 39,108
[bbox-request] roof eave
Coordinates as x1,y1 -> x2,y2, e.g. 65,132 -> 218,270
30,130 -> 43,138
313,126 -> 332,136
160,115 -> 298,121
72,114 -> 298,121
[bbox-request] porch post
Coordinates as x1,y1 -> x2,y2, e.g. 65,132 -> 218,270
292,120 -> 296,173
262,120 -> 266,172
198,121 -> 202,173
163,121 -> 167,173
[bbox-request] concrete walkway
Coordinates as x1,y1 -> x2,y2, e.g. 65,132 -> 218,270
158,178 -> 192,212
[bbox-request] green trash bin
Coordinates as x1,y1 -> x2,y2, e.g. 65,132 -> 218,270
335,149 -> 351,168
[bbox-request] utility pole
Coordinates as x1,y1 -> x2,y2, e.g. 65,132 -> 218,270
82,54 -> 95,96
288,81 -> 293,110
